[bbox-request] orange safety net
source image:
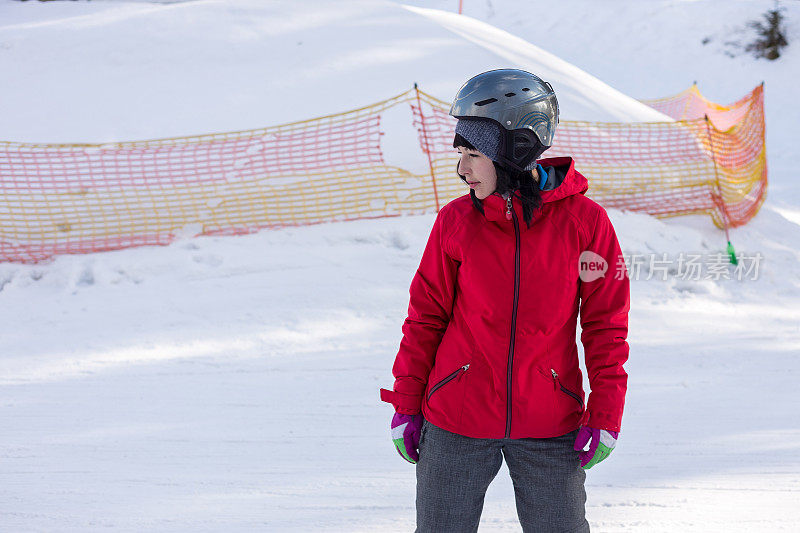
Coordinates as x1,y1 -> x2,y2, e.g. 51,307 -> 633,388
413,83 -> 766,232
640,83 -> 767,229
0,90 -> 434,263
0,84 -> 766,264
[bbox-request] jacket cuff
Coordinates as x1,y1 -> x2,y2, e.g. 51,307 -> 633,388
379,388 -> 422,414
580,409 -> 621,433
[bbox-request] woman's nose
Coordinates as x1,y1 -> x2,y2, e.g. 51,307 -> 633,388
459,156 -> 470,174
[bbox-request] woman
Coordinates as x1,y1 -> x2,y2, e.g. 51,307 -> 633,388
379,69 -> 630,532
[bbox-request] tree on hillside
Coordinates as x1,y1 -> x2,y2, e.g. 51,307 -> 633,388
746,4 -> 789,60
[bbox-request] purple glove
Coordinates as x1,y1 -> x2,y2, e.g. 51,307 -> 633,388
390,412 -> 423,464
574,426 -> 619,469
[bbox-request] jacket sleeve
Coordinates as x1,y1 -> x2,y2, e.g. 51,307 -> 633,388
379,208 -> 459,414
578,208 -> 630,433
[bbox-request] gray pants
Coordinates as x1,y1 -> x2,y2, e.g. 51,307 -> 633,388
415,418 -> 590,533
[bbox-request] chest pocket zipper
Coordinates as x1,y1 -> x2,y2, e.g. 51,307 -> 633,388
428,364 -> 470,400
550,369 -> 584,409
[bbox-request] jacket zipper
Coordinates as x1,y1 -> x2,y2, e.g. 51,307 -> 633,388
505,195 -> 521,438
550,369 -> 584,408
427,364 -> 470,400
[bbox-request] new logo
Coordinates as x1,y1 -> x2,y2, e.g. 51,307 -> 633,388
579,251 -> 608,282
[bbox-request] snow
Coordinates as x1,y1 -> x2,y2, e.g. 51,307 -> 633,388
0,0 -> 669,146
1,1 -> 799,531
405,0 -> 800,219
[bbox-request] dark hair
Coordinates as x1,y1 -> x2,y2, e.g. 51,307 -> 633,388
453,133 -> 543,228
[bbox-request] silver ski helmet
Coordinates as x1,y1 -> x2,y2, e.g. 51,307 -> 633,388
449,69 -> 559,171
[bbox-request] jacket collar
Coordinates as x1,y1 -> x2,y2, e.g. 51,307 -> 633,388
481,157 -> 588,227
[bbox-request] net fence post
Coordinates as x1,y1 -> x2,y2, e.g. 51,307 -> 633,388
704,114 -> 738,265
414,83 -> 441,212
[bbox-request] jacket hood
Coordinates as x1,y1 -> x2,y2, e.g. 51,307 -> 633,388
481,157 -> 588,225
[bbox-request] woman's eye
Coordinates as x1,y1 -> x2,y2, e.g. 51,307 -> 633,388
469,154 -> 479,158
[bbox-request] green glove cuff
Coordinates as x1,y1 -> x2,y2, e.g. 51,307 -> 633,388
581,442 -> 614,470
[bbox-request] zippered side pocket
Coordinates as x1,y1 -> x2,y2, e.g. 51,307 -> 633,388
427,364 -> 470,400
550,369 -> 584,409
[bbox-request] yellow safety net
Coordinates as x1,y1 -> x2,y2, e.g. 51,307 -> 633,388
415,83 -> 766,231
0,84 -> 766,263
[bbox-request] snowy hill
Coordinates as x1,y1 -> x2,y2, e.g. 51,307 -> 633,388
403,0 -> 800,220
1,1 -> 799,531
0,0 -> 668,146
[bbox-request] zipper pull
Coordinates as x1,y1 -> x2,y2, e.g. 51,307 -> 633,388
462,364 -> 470,372
551,368 -> 558,390
505,196 -> 513,220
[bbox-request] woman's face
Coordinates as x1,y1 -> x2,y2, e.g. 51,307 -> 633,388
457,147 -> 498,200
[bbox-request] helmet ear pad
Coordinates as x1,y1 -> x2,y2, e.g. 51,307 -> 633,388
497,128 -> 548,172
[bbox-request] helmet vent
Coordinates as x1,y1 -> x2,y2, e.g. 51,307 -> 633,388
475,98 -> 497,106
505,92 -> 516,97
522,88 -> 530,91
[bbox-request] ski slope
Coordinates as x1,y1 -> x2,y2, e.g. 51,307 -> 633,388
404,0 -> 800,221
0,0 -> 668,146
1,1 -> 799,531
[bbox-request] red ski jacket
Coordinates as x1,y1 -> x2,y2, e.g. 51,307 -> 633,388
380,157 -> 629,438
